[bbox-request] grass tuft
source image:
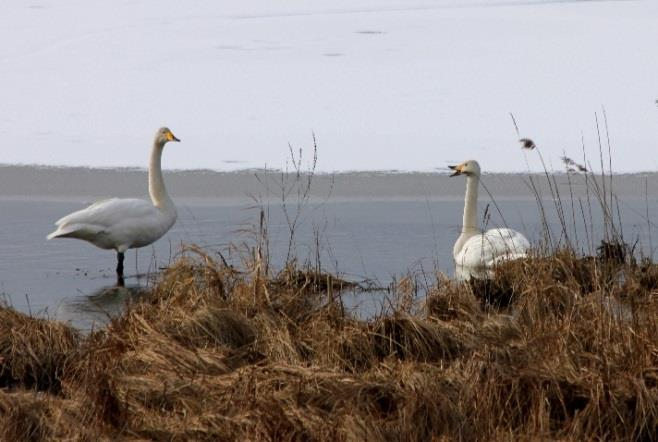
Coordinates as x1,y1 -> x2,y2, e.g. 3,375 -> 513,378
0,247 -> 656,440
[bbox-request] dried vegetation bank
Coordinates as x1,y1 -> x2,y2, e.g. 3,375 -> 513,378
0,246 -> 657,441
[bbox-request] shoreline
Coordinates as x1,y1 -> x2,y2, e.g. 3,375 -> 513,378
3,164 -> 658,201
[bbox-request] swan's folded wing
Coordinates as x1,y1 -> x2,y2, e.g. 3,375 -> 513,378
482,228 -> 530,264
49,198 -> 159,237
458,228 -> 529,269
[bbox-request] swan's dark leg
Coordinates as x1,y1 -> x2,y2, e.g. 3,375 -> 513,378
116,251 -> 125,287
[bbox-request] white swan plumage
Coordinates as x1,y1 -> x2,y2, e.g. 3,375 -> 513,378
47,127 -> 180,285
449,160 -> 529,279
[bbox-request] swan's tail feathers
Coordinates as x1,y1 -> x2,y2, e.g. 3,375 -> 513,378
500,251 -> 527,262
47,226 -> 79,240
46,224 -> 104,241
509,252 -> 528,260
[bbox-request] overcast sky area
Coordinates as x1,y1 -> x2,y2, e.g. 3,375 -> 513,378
1,0 -> 657,173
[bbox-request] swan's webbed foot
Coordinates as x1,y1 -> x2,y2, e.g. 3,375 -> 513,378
116,251 -> 125,287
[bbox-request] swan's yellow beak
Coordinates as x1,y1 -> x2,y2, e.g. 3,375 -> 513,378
166,131 -> 180,142
448,164 -> 464,177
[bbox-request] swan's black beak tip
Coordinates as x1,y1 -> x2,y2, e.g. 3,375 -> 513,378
448,165 -> 461,177
172,136 -> 181,142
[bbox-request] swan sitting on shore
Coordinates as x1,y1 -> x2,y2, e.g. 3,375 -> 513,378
449,160 -> 529,279
47,127 -> 180,286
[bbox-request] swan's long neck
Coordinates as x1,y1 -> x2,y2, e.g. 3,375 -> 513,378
453,173 -> 481,260
148,140 -> 174,211
462,173 -> 479,234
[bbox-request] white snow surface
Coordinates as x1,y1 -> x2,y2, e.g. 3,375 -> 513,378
1,0 -> 657,172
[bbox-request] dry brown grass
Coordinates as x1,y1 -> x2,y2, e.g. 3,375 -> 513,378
0,308 -> 79,394
0,248 -> 657,441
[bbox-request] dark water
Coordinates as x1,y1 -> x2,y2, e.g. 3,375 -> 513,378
0,196 -> 656,329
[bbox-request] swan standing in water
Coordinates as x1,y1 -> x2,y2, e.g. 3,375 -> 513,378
47,127 -> 180,286
449,160 -> 529,279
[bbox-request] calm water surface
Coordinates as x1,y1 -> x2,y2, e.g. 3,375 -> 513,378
1,196 -> 656,329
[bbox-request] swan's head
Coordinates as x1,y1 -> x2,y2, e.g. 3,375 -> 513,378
448,160 -> 480,177
155,127 -> 180,145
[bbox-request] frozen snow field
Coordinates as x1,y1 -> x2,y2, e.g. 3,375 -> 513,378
1,0 -> 657,172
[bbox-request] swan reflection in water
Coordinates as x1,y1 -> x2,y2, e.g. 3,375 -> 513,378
63,284 -> 148,330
